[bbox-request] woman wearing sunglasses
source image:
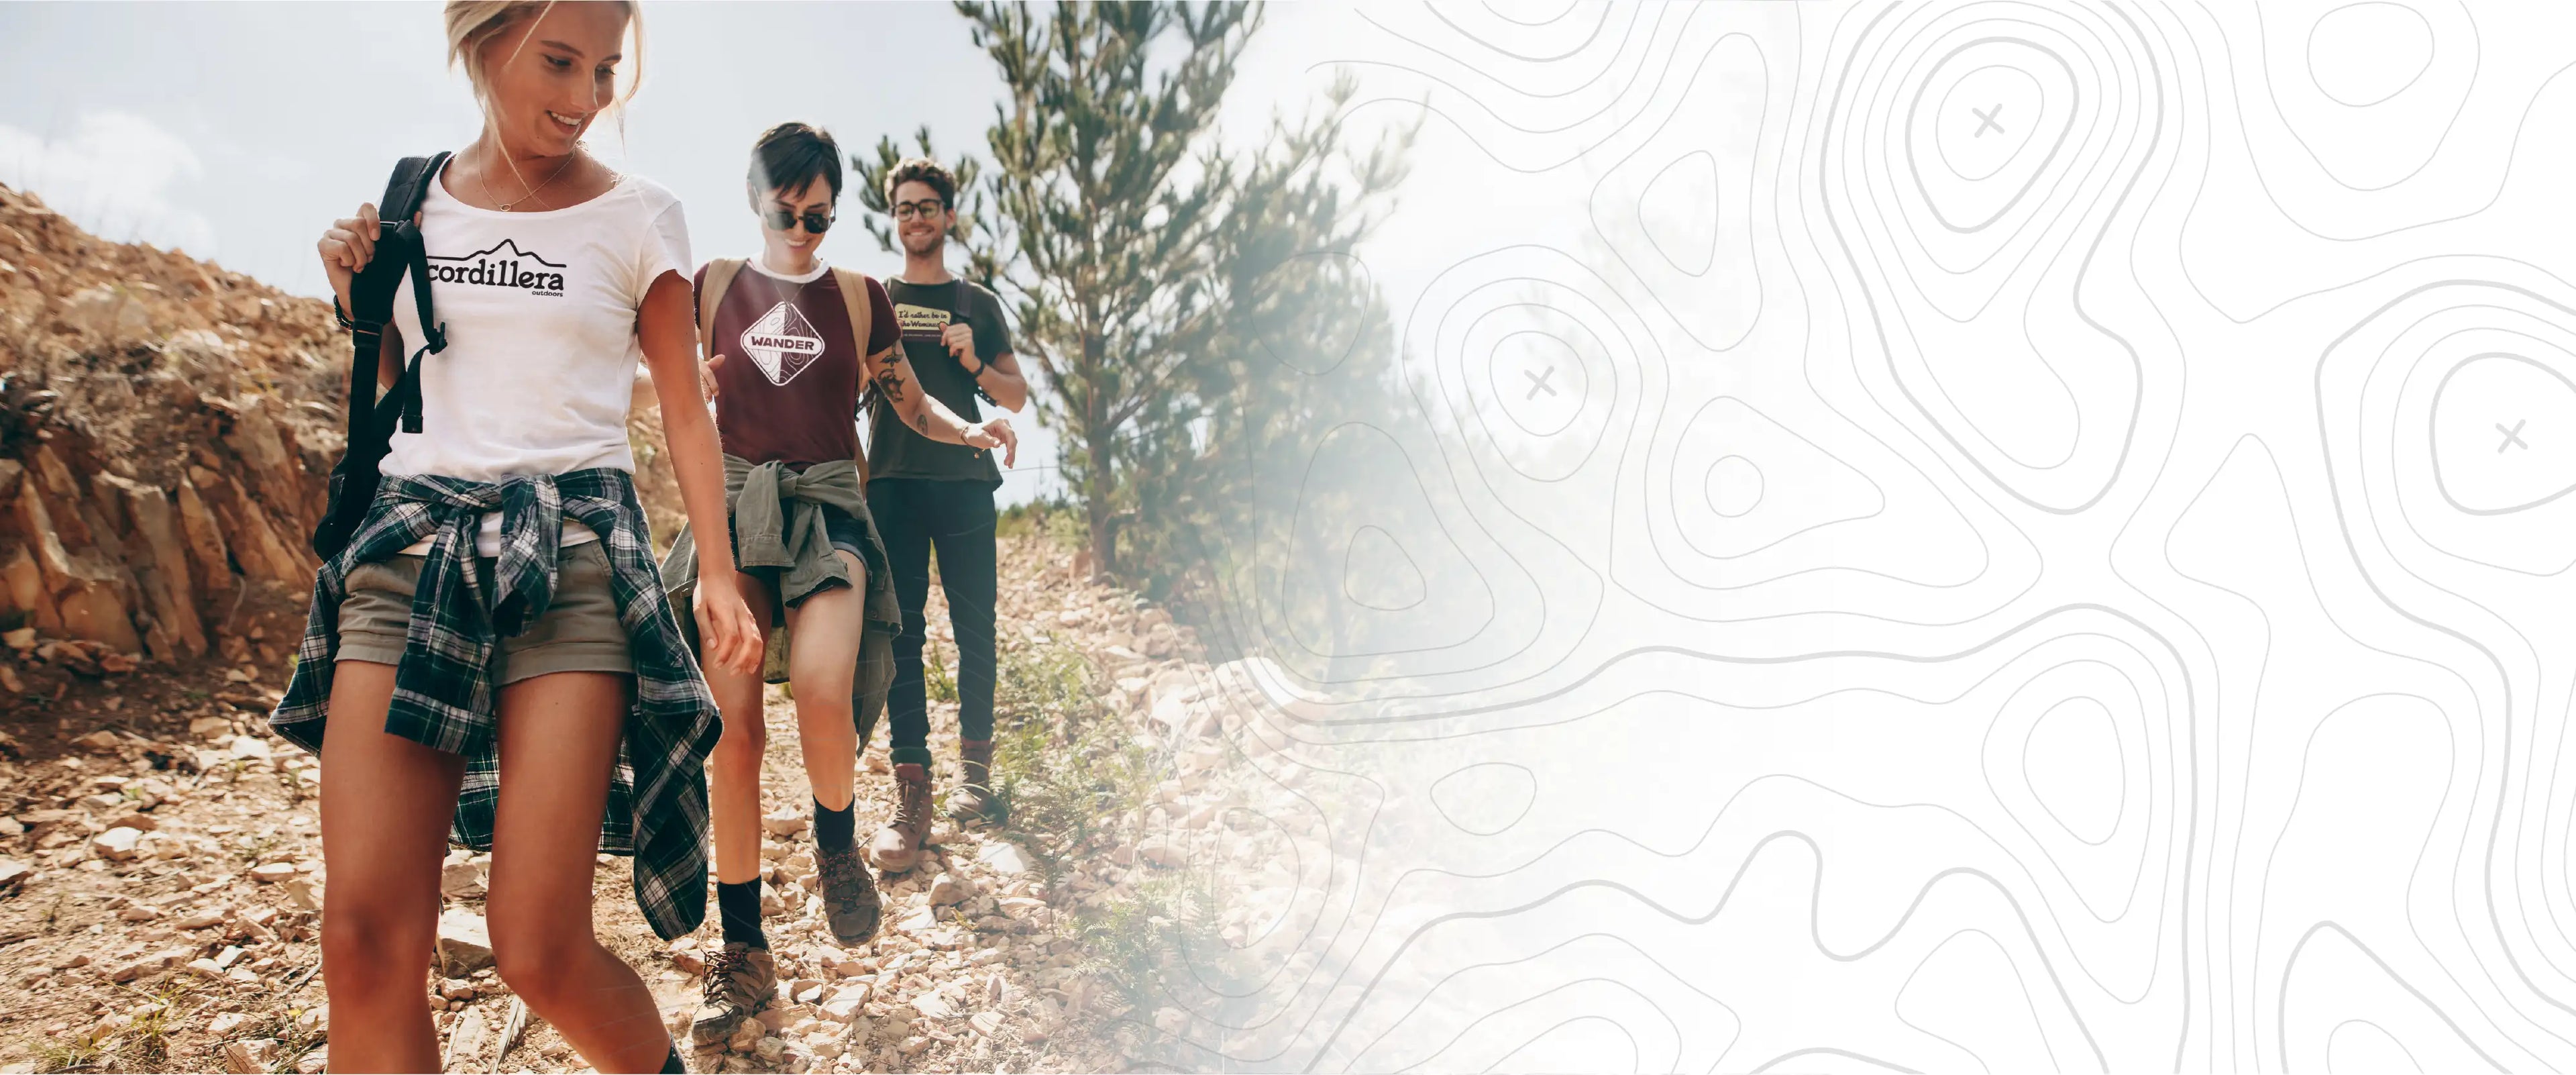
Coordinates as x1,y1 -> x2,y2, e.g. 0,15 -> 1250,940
278,1 -> 763,1071
653,120 -> 1016,1047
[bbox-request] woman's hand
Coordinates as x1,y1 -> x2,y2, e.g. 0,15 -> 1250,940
691,571 -> 763,675
317,201 -> 381,311
964,417 -> 1017,468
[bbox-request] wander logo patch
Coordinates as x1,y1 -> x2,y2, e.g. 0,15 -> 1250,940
427,239 -> 566,297
740,301 -> 826,385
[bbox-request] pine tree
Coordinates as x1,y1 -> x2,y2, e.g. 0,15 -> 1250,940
1120,72 -> 1412,604
949,0 -> 1256,578
863,5 -> 1412,591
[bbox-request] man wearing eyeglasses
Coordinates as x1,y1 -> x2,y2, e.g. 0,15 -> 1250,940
865,157 -> 1029,874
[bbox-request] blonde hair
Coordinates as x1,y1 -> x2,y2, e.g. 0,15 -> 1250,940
443,1 -> 645,130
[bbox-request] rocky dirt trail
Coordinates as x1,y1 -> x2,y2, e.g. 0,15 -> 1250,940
0,523 -> 1256,1074
0,183 -> 1314,1073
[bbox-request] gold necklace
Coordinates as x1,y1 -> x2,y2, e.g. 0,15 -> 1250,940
480,150 -> 579,212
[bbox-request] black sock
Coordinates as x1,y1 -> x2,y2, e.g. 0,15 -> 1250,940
661,1041 -> 687,1073
714,878 -> 766,950
814,797 -> 855,852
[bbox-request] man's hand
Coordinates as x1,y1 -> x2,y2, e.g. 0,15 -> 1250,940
964,417 -> 1018,468
941,323 -> 975,367
700,353 -> 725,403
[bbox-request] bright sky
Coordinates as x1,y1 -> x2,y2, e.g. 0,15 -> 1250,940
0,2 -> 1500,511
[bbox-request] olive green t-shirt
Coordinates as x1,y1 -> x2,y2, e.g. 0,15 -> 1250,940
869,277 -> 1011,487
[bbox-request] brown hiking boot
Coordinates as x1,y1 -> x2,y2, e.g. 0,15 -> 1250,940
867,762 -> 931,873
814,842 -> 881,944
949,739 -> 1002,826
687,942 -> 773,1047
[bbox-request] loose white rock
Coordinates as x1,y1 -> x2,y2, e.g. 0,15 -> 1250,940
91,827 -> 144,861
975,841 -> 1030,876
820,985 -> 869,1022
440,849 -> 484,899
283,876 -> 323,910
222,1038 -> 280,1074
928,871 -> 975,907
1135,834 -> 1185,868
763,809 -> 810,837
436,909 -> 494,973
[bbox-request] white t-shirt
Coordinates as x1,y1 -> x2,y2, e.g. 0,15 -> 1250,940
384,164 -> 692,555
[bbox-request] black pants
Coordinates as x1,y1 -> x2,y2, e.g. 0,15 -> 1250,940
867,477 -> 997,762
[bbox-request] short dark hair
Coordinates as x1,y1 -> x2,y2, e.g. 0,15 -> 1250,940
749,121 -> 842,203
885,156 -> 956,209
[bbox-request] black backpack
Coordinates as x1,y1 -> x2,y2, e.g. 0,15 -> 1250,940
310,152 -> 452,561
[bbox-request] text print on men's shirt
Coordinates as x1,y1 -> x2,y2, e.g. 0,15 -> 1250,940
426,239 -> 568,297
741,301 -> 825,386
894,302 -> 951,344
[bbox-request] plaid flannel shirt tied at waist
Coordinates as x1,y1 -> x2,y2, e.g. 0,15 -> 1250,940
268,468 -> 722,940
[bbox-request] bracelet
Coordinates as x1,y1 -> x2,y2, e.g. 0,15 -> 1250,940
331,296 -> 356,331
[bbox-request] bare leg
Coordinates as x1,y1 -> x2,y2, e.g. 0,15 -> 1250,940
482,671 -> 669,1073
703,574 -> 777,885
318,660 -> 467,1074
781,552 -> 865,813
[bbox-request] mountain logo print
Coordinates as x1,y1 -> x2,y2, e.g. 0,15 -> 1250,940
425,239 -> 567,297
740,301 -> 826,385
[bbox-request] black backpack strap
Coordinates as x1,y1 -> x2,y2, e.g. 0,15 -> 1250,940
312,151 -> 451,560
356,153 -> 451,434
384,152 -> 451,355
340,152 -> 451,461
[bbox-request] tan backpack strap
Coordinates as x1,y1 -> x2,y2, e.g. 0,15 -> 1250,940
830,267 -> 875,362
831,266 -> 877,484
697,258 -> 746,362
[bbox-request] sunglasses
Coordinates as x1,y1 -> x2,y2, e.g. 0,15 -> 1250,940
893,199 -> 946,221
763,208 -> 834,234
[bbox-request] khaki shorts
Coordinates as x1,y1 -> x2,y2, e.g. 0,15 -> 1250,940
335,541 -> 633,685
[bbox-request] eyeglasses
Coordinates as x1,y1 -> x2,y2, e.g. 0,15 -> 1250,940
893,199 -> 946,221
763,209 -> 833,234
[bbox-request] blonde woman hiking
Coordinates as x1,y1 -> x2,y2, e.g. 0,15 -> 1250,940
274,2 -> 759,1070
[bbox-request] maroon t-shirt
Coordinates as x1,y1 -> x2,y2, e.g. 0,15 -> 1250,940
694,261 -> 899,468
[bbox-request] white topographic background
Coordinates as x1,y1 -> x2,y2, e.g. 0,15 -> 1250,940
1145,2 -> 2576,1070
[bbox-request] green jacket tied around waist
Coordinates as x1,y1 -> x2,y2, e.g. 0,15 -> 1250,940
658,454 -> 899,748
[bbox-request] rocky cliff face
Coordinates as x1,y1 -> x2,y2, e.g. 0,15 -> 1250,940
0,183 -> 682,676
0,183 -> 350,670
